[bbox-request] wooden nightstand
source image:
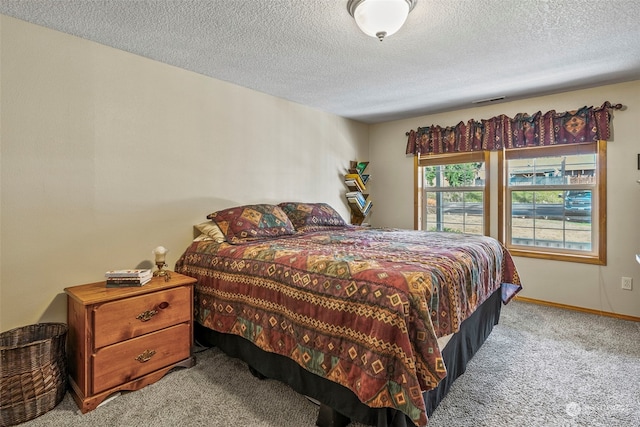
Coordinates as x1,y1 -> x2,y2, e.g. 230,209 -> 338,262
64,271 -> 197,413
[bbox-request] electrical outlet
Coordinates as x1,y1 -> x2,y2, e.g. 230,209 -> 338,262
621,277 -> 633,291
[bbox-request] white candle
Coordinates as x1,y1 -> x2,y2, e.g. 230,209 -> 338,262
153,246 -> 168,263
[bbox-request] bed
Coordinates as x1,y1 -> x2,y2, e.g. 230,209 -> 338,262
174,202 -> 522,427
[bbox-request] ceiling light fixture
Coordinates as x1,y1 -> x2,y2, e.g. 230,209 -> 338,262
347,0 -> 417,41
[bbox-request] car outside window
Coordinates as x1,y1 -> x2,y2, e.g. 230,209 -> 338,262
563,190 -> 591,216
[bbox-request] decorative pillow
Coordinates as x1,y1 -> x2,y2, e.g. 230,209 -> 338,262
195,221 -> 227,243
278,202 -> 347,232
193,233 -> 213,242
207,204 -> 296,244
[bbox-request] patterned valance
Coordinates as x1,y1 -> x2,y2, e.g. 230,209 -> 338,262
406,101 -> 622,155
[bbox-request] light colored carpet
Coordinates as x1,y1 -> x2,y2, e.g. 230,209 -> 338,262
428,301 -> 640,427
17,301 -> 640,426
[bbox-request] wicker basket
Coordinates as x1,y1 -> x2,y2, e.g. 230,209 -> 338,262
0,323 -> 68,426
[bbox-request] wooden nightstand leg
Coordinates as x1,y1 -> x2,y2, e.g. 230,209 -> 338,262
70,358 -> 196,413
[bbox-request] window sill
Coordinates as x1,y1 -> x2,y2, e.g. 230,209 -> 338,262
507,247 -> 605,265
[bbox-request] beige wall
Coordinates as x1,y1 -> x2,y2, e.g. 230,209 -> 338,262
2,15 -> 638,332
0,16 -> 369,331
369,80 -> 640,318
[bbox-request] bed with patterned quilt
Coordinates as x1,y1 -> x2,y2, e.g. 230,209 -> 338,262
174,202 -> 522,427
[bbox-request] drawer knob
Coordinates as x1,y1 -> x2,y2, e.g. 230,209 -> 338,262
136,309 -> 158,322
135,349 -> 156,363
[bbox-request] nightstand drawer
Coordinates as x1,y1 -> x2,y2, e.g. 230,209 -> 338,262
93,286 -> 191,349
92,322 -> 191,394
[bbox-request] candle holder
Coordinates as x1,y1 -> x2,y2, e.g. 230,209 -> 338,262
153,260 -> 171,280
152,246 -> 171,281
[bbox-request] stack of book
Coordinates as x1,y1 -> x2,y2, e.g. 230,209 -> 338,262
105,269 -> 153,287
344,172 -> 369,192
346,191 -> 372,216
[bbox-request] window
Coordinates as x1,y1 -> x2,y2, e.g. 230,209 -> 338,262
502,141 -> 606,264
415,152 -> 489,235
413,141 -> 607,264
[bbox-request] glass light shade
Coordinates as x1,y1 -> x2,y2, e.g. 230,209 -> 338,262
153,246 -> 168,263
352,0 -> 411,40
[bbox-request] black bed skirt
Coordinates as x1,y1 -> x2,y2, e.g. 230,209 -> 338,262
194,289 -> 502,427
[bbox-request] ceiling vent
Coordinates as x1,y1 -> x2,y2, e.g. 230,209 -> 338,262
472,96 -> 506,105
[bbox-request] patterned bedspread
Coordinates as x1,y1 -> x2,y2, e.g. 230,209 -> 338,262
175,227 -> 521,426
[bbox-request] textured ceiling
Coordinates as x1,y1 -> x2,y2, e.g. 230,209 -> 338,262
1,0 -> 639,123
